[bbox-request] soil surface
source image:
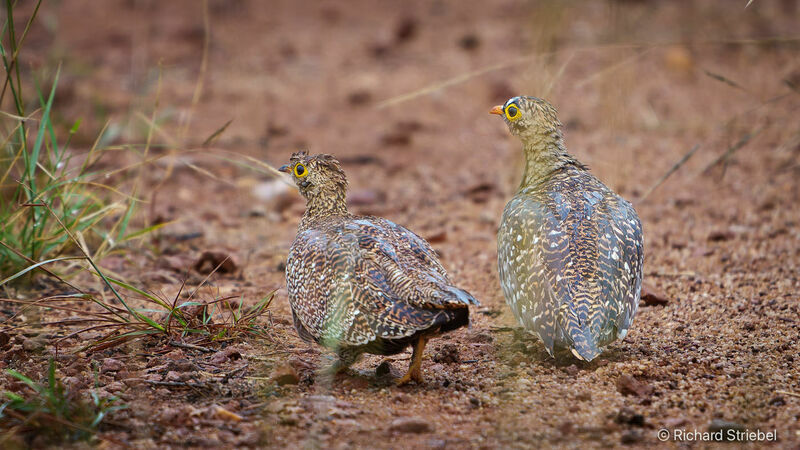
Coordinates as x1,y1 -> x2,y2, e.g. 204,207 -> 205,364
2,0 -> 799,448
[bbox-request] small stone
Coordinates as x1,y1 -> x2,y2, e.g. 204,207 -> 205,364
708,230 -> 735,242
616,374 -> 653,398
0,331 -> 11,349
101,358 -> 125,373
641,282 -> 669,306
169,358 -> 195,372
620,429 -> 643,444
392,393 -> 409,403
193,250 -> 237,274
394,17 -> 417,44
458,33 -> 480,51
104,381 -> 126,393
389,417 -> 432,433
615,408 -> 645,426
165,371 -> 183,382
210,348 -> 242,365
768,396 -> 785,406
432,343 -> 460,364
564,364 -> 580,376
270,363 -> 300,386
63,376 -> 83,390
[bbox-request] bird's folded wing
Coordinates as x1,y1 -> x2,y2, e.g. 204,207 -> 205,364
353,218 -> 478,309
595,197 -> 643,336
289,226 -> 457,348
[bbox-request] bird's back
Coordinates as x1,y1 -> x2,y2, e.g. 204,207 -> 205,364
498,167 -> 643,360
287,214 -> 478,352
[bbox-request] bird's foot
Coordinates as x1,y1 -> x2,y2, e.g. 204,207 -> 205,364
396,366 -> 423,386
396,335 -> 427,386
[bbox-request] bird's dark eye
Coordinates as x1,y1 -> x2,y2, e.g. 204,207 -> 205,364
294,163 -> 307,178
505,104 -> 521,121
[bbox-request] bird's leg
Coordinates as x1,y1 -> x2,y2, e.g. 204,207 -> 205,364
397,335 -> 428,386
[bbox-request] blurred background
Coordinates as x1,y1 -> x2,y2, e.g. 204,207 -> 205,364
1,0 -> 798,447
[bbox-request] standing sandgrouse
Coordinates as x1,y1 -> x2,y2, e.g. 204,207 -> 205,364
280,152 -> 479,384
490,96 -> 643,361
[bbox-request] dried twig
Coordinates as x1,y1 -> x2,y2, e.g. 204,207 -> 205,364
776,390 -> 800,398
646,270 -> 699,278
702,69 -> 748,93
144,380 -> 208,389
489,326 -> 515,333
202,119 -> 233,147
701,127 -> 764,177
639,144 -> 700,202
168,340 -> 213,353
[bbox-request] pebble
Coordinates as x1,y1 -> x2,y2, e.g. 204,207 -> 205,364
641,282 -> 669,306
616,374 -> 653,398
270,363 -> 300,386
620,429 -> 643,444
389,417 -> 432,434
101,358 -> 125,373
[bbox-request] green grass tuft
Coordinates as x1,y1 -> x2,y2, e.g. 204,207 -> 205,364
0,359 -> 126,446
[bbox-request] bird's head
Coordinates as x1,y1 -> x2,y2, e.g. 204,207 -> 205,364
279,151 -> 348,200
490,96 -> 562,143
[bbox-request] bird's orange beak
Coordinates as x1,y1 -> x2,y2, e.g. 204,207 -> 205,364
489,105 -> 504,115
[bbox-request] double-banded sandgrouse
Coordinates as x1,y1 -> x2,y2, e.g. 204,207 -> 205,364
280,152 -> 479,384
490,96 -> 643,361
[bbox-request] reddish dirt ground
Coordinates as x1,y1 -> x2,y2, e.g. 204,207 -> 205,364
2,0 -> 799,448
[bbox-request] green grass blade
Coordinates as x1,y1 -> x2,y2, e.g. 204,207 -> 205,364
0,256 -> 84,287
118,220 -> 173,243
27,66 -> 61,194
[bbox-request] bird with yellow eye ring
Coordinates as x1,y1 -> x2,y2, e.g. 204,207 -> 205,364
489,95 -> 643,362
278,151 -> 479,385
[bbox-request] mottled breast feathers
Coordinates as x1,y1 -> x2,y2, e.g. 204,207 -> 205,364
498,167 -> 643,360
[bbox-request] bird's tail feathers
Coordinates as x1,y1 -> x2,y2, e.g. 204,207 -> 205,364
558,305 -> 602,361
442,285 -> 480,306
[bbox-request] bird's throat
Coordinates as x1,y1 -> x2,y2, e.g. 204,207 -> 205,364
300,188 -> 350,230
519,136 -> 582,188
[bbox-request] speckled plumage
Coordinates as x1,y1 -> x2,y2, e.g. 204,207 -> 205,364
280,152 -> 478,383
491,97 -> 643,361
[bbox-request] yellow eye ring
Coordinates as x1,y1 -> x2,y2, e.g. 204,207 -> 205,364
505,104 -> 521,121
294,163 -> 308,178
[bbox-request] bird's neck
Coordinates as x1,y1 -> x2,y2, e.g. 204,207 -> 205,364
300,187 -> 350,230
519,132 -> 585,188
